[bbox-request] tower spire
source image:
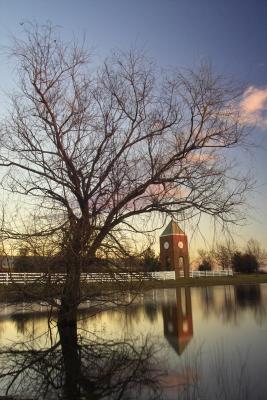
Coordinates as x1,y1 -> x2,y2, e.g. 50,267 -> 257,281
159,220 -> 189,278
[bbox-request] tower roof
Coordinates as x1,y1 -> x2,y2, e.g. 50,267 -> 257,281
160,220 -> 185,236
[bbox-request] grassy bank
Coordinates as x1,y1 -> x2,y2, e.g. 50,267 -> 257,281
141,274 -> 267,289
1,274 -> 267,302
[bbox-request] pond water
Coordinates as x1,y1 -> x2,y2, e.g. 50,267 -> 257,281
0,284 -> 267,399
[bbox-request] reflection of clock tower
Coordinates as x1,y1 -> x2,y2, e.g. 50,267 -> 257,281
160,220 -> 189,278
162,288 -> 193,355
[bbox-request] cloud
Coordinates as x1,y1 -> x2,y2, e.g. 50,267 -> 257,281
240,86 -> 267,129
186,153 -> 216,162
146,183 -> 190,199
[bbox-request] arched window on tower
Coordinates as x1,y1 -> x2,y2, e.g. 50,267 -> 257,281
166,257 -> 171,270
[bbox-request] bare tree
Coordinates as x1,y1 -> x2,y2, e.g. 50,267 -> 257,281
0,23 -> 249,326
212,240 -> 237,270
196,249 -> 215,270
246,238 -> 267,268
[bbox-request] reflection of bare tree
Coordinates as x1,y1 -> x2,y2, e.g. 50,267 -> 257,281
235,285 -> 261,308
144,302 -> 159,323
0,323 -> 4,339
199,287 -> 216,318
210,344 -> 252,400
198,285 -> 266,326
0,327 -> 162,400
10,313 -> 31,336
235,285 -> 266,325
220,286 -> 238,324
143,291 -> 160,323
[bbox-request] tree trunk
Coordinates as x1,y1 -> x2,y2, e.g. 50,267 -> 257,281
58,218 -> 84,326
57,251 -> 82,397
58,260 -> 81,326
58,317 -> 81,399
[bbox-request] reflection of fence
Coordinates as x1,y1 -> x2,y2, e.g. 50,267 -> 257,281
0,269 -> 233,285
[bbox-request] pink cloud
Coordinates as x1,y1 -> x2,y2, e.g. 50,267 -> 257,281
145,183 -> 190,199
186,153 -> 216,162
240,86 -> 267,129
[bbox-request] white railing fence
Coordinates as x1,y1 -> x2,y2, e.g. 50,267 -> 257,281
188,269 -> 233,278
0,269 -> 233,285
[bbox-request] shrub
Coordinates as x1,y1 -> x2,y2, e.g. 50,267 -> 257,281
231,252 -> 259,274
198,259 -> 212,271
142,248 -> 161,271
13,255 -> 35,272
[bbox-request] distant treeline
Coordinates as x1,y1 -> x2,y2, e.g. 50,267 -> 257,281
197,239 -> 266,274
1,247 -> 161,273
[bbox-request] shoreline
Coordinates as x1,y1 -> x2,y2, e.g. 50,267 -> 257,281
142,274 -> 267,289
1,274 -> 267,303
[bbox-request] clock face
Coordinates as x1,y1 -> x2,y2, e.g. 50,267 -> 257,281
178,241 -> 184,249
163,241 -> 169,250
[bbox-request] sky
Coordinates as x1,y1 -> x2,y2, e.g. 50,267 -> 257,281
0,0 -> 266,255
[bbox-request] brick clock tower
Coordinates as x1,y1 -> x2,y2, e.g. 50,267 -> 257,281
160,220 -> 189,278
